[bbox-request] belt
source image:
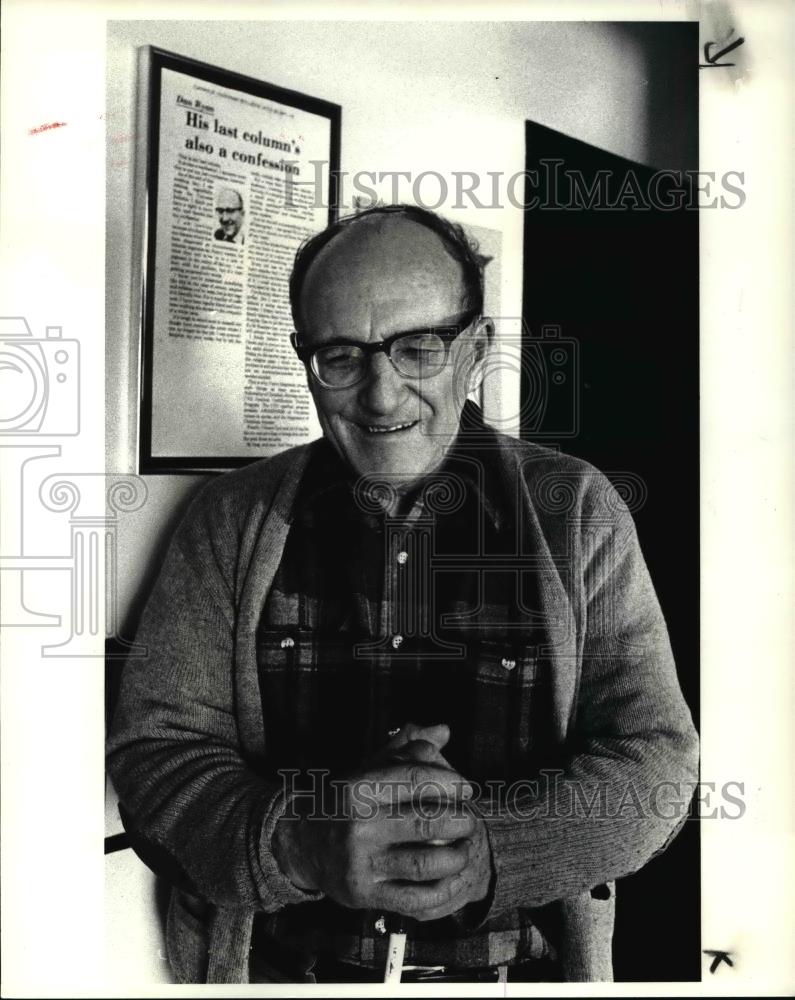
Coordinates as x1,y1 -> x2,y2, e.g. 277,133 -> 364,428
313,954 -> 562,983
251,948 -> 563,984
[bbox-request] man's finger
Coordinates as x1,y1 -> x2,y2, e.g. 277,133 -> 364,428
363,762 -> 472,804
373,841 -> 470,882
389,739 -> 447,764
408,890 -> 473,923
376,873 -> 464,916
411,723 -> 450,752
388,723 -> 450,753
378,806 -> 476,845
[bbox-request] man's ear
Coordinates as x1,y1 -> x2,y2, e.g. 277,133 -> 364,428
473,317 -> 493,362
466,318 -> 492,391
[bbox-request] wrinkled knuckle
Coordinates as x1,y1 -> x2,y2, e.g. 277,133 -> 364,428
416,815 -> 434,841
366,850 -> 380,878
407,764 -> 425,794
411,852 -> 428,880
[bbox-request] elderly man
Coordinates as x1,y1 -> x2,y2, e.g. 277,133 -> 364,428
214,187 -> 245,243
107,204 -> 698,984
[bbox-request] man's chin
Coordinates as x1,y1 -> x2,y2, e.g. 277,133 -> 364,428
348,450 -> 442,487
323,421 -> 452,486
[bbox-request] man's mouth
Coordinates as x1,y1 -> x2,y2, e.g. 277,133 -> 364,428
359,420 -> 419,435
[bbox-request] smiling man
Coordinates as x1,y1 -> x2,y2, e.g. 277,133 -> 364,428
107,204 -> 698,985
214,186 -> 246,244
289,207 -> 489,491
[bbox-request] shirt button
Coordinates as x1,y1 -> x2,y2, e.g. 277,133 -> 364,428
392,634 -> 404,649
397,550 -> 409,565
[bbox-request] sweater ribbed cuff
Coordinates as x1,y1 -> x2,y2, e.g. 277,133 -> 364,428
259,788 -> 325,908
481,810 -> 535,921
449,797 -> 498,931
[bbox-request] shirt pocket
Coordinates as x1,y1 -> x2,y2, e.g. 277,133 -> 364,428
256,627 -> 372,772
465,638 -> 546,783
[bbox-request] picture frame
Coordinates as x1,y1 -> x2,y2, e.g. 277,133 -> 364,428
136,46 -> 340,473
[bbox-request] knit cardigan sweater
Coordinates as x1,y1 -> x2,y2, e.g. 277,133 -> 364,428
107,428 -> 699,983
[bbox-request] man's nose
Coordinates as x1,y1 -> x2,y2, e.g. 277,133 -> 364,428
358,352 -> 406,413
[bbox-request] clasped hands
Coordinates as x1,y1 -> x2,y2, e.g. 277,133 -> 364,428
272,723 -> 492,921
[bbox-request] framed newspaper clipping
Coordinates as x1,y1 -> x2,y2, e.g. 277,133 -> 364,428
136,47 -> 340,473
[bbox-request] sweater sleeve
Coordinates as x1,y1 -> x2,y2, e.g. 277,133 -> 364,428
480,485 -> 699,917
106,492 -> 322,911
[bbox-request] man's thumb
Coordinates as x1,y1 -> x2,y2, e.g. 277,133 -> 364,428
393,722 -> 450,752
414,723 -> 450,751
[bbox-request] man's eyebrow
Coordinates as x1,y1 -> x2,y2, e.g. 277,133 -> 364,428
298,314 -> 475,347
297,329 -> 435,351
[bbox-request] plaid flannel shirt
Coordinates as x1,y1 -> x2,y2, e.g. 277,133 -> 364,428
253,432 -> 557,970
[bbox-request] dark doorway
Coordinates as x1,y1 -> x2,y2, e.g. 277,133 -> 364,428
521,118 -> 700,982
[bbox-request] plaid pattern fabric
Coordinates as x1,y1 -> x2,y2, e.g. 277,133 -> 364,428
254,435 -> 557,970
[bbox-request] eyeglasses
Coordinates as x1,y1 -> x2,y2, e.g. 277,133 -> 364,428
291,308 -> 479,389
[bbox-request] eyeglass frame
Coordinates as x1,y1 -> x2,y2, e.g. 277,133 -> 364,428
290,306 -> 481,389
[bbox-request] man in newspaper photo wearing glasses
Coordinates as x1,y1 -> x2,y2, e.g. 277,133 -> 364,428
213,186 -> 246,244
107,204 -> 698,984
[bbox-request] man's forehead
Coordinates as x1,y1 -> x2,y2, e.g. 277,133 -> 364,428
302,216 -> 465,322
217,190 -> 242,208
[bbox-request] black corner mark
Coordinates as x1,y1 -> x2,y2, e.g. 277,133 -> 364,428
699,34 -> 745,68
704,949 -> 734,973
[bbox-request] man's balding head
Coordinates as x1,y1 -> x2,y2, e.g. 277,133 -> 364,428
290,206 -> 492,488
290,204 -> 489,332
